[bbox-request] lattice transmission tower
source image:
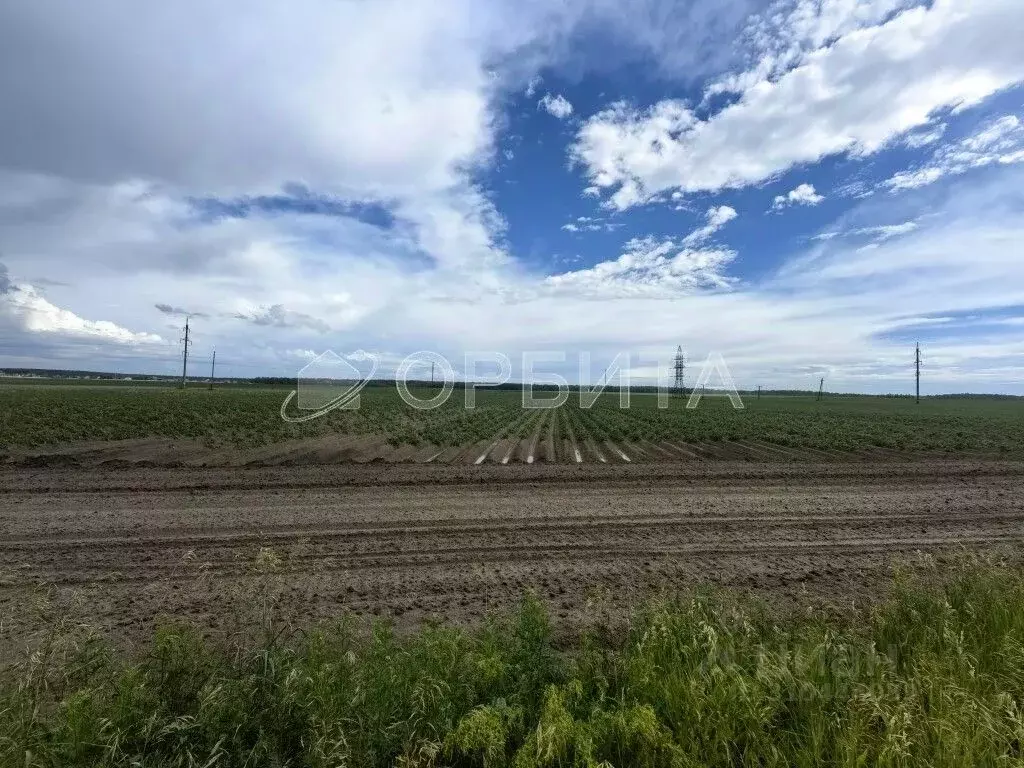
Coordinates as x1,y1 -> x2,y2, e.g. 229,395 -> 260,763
673,345 -> 686,396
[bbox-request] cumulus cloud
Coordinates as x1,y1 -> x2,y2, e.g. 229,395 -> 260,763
570,0 -> 1024,209
682,206 -> 738,246
3,285 -> 162,344
539,93 -> 574,119
2,254 -> 162,346
772,183 -> 824,210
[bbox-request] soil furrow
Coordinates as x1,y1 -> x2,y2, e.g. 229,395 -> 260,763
2,460 -> 1023,650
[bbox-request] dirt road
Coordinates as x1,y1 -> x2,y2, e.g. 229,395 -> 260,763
2,460 -> 1023,647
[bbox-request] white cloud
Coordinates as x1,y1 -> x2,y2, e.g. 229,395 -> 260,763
903,123 -> 947,149
570,0 -> 1024,209
4,164 -> 1024,392
606,181 -> 646,211
0,172 -> 421,361
231,303 -> 331,333
561,214 -> 619,233
772,183 -> 825,209
539,93 -> 574,119
2,0 -> 1024,392
346,349 -> 379,363
885,114 -> 1024,191
810,219 -> 918,243
704,0 -> 923,100
682,205 -> 738,246
3,284 -> 163,344
854,221 -> 918,240
543,236 -> 736,298
0,2 -> 513,198
0,0 -> 586,280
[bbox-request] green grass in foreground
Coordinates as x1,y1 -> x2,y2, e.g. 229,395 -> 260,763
5,559 -> 1024,766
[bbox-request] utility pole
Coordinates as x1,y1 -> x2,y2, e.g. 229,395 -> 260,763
431,361 -> 435,385
179,316 -> 192,389
915,343 -> 921,404
757,385 -> 761,400
817,377 -> 825,401
208,349 -> 216,391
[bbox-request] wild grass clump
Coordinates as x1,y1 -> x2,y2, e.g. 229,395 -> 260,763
4,559 -> 1024,766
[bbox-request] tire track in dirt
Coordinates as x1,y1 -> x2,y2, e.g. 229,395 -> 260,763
12,520 -> 1024,584
6,459 -> 1023,496
2,464 -> 1022,577
18,532 -> 1024,587
9,506 -> 1021,550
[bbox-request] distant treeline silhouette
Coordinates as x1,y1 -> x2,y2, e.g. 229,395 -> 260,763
4,369 -> 1021,399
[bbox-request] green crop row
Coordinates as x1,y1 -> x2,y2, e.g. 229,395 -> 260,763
2,383 -> 1023,457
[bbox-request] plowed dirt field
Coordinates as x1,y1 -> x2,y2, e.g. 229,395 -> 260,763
3,459 -> 1023,648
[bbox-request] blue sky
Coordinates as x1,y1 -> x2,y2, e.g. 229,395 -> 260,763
1,0 -> 1024,393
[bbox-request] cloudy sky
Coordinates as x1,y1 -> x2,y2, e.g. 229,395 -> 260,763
2,0 -> 1024,392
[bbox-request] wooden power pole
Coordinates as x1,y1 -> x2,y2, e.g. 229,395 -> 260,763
209,349 -> 216,391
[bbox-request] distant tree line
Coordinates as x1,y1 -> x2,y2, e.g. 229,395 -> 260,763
5,369 -> 1021,399
1,368 -> 175,381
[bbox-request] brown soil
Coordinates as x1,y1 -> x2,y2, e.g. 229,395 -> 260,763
2,459 -> 1023,651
